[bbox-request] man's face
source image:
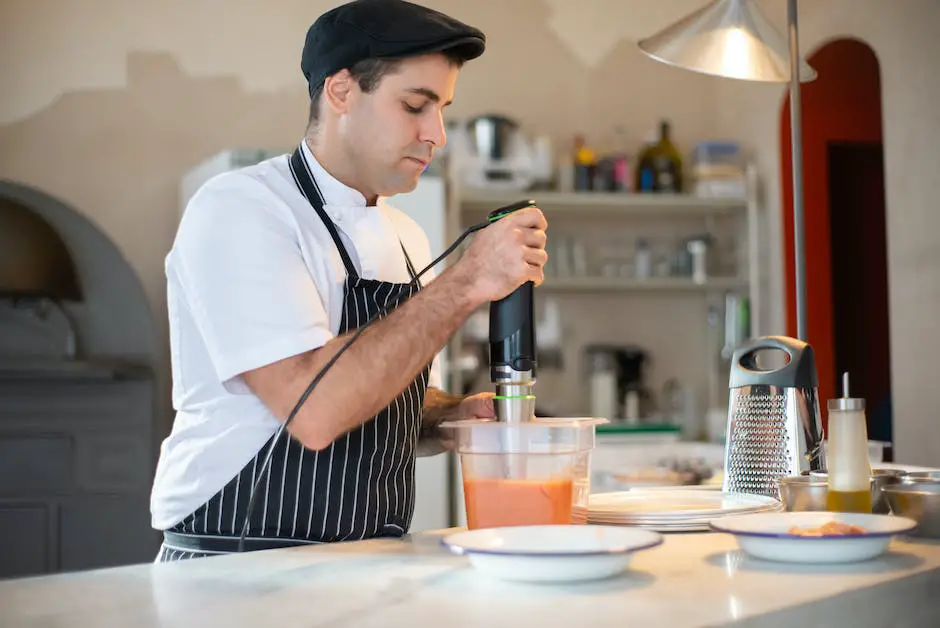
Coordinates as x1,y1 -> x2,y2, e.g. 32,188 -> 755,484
341,53 -> 459,198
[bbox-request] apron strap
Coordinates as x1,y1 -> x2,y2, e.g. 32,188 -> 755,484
289,145 -> 358,278
291,142 -> 423,287
400,242 -> 420,286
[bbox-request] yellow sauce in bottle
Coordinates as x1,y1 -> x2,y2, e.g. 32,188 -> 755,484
826,489 -> 872,514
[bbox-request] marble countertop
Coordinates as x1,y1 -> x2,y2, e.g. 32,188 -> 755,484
2,527 -> 939,628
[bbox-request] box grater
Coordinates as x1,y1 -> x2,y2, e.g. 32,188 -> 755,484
722,336 -> 826,498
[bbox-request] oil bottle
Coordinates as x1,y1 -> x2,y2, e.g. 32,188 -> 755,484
826,372 -> 872,513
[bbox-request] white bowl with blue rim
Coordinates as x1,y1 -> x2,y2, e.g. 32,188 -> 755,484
709,511 -> 918,564
441,525 -> 663,583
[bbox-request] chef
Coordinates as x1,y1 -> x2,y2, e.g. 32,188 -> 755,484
149,0 -> 547,561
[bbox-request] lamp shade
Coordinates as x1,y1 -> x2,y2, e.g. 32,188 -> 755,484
638,0 -> 817,83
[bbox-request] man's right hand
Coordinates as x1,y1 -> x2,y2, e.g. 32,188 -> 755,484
456,205 -> 548,304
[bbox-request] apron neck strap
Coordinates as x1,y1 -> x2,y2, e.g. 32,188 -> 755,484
289,145 -> 358,278
290,143 -> 421,286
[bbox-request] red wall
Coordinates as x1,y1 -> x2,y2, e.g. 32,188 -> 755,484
779,39 -> 883,418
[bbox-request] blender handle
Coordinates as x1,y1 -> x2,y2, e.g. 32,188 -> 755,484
729,335 -> 819,389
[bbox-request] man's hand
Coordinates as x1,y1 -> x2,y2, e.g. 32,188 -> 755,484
455,392 -> 495,421
417,389 -> 495,457
453,206 -> 548,305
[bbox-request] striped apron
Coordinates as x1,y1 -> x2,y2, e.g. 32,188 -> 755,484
157,144 -> 430,561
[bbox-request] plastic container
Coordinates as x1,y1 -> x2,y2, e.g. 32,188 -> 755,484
691,141 -> 745,198
691,141 -> 743,174
441,417 -> 606,530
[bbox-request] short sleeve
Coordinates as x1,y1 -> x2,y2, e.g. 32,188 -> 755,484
172,174 -> 333,392
428,352 -> 443,390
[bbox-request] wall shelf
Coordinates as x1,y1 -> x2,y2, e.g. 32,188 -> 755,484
540,276 -> 748,293
459,188 -> 746,218
445,167 -> 762,451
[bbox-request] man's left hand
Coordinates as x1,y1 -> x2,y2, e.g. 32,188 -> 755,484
416,390 -> 496,457
455,392 -> 495,421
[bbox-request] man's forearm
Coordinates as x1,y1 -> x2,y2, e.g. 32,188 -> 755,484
416,386 -> 465,456
287,265 -> 480,449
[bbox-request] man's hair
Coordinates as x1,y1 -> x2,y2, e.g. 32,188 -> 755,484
307,50 -> 465,128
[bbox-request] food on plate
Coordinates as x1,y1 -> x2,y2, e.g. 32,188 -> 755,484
787,520 -> 867,536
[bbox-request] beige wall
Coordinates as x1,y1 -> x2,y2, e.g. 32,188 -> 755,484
2,0 -> 938,464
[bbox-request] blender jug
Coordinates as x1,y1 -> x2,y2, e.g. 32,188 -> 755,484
440,417 -> 607,529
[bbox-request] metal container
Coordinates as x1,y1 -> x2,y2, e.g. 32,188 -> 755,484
901,471 -> 940,485
722,336 -> 826,498
882,482 -> 940,538
777,475 -> 827,511
871,468 -> 907,513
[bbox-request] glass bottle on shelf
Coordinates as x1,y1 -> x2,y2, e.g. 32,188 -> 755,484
573,135 -> 597,191
635,120 -> 683,193
610,125 -> 633,192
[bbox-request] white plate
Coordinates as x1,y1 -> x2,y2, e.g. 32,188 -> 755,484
441,525 -> 663,583
710,512 -> 918,564
588,490 -> 781,523
588,518 -> 713,532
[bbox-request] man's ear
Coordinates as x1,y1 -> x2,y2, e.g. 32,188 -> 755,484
323,69 -> 355,115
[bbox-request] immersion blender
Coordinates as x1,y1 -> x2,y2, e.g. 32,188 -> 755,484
487,200 -> 539,424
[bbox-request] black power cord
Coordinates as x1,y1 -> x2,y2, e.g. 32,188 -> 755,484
237,200 -> 534,551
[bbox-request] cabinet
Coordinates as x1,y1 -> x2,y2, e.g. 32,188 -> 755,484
0,374 -> 161,579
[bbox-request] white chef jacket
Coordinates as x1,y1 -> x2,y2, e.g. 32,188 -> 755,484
150,140 -> 442,530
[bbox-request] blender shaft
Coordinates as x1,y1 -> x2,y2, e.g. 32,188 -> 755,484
494,367 -> 536,423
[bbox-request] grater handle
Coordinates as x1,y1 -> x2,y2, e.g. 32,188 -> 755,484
730,335 -> 819,389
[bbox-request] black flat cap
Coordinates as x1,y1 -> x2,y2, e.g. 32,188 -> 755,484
301,0 -> 486,96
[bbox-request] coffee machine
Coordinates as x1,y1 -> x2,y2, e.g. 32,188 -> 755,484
584,344 -> 653,422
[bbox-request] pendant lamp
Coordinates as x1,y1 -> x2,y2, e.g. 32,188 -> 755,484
639,0 -> 815,340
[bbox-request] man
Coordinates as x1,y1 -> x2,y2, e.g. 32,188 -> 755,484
150,0 -> 548,561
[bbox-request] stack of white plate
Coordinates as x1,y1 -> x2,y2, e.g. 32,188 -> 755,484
586,489 -> 783,532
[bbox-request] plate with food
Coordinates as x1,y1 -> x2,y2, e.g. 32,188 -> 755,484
708,512 -> 918,564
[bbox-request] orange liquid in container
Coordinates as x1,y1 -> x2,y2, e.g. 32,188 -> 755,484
463,477 -> 574,529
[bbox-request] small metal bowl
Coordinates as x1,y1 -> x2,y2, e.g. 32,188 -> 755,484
882,482 -> 940,538
901,471 -> 940,484
777,475 -> 828,512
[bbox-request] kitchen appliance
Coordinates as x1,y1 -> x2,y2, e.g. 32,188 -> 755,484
447,114 -> 541,191
584,345 -> 653,422
486,200 -> 539,424
722,336 -> 825,498
441,200 -> 607,528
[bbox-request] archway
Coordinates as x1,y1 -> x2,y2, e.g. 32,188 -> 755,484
779,38 -> 891,444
